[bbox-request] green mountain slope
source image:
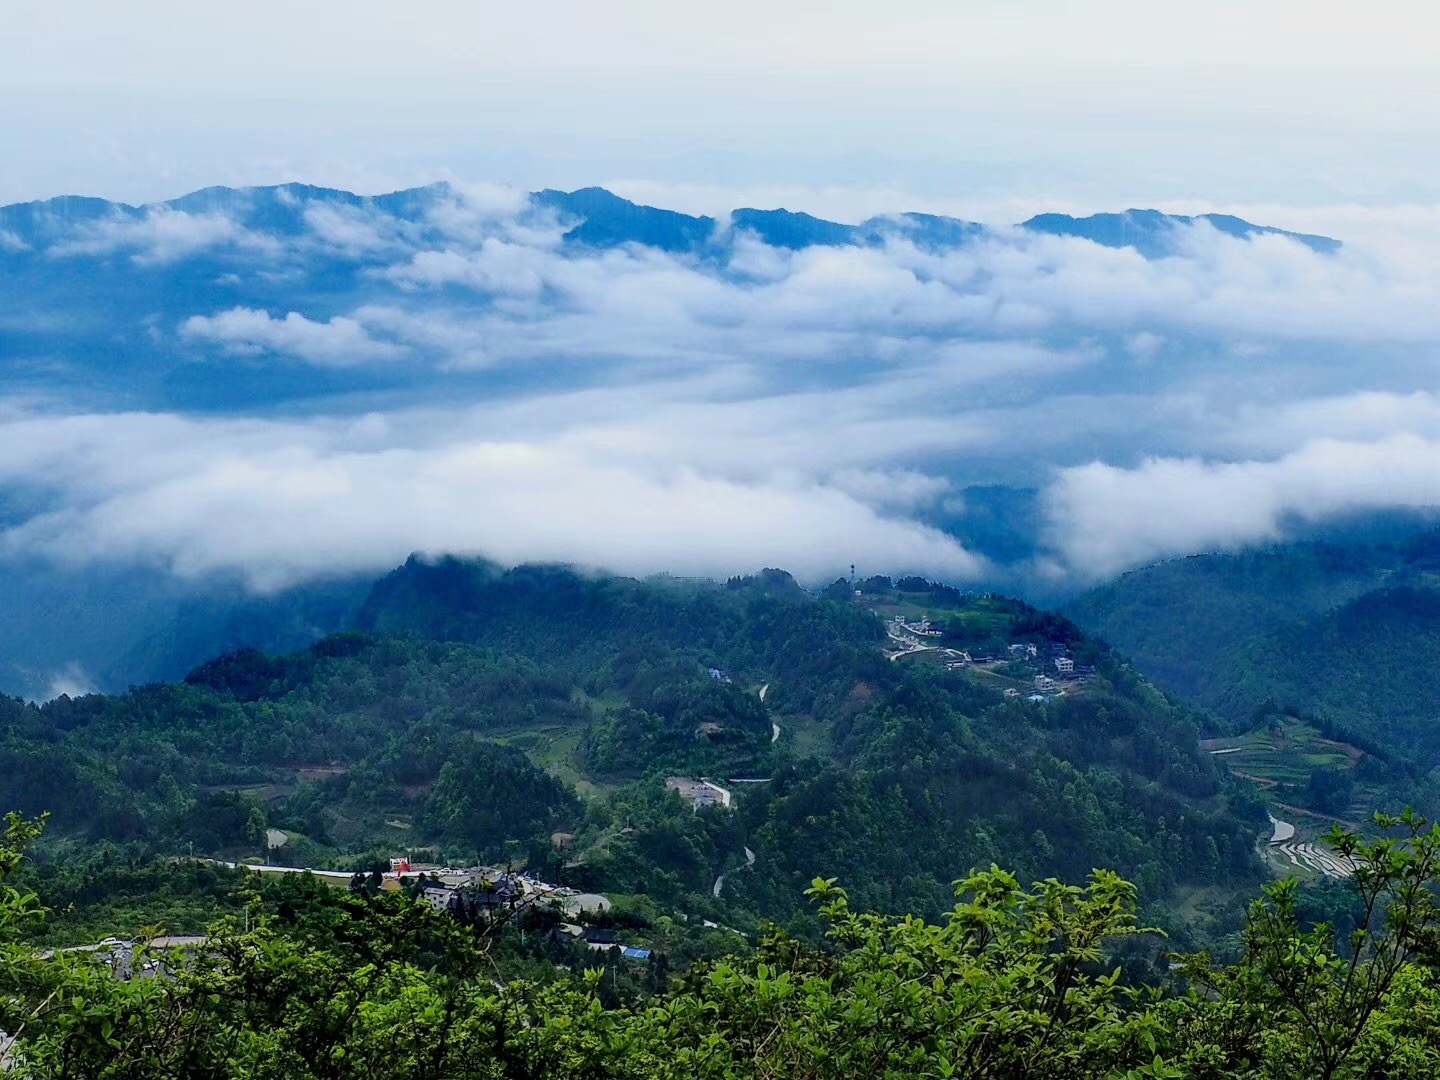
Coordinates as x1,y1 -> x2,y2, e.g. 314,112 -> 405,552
1063,543 -> 1398,708
1067,531 -> 1440,735
1,558 -> 1266,933
1218,587 -> 1440,761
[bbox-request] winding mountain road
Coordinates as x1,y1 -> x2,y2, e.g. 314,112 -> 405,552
760,683 -> 779,742
712,846 -> 756,899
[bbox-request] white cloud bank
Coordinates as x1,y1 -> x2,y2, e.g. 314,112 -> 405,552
8,184 -> 1440,589
180,307 -> 407,366
51,208 -> 275,265
0,407 -> 986,591
1045,434 -> 1440,581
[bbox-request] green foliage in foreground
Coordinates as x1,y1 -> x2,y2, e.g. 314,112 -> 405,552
7,812 -> 1440,1077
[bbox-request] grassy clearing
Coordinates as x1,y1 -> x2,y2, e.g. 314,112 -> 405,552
866,593 -> 1013,640
778,711 -> 833,759
512,727 -> 618,800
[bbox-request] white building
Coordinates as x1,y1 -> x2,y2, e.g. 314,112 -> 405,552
420,885 -> 454,911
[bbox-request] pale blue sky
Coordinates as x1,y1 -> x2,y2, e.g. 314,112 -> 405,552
3,1 -> 1438,216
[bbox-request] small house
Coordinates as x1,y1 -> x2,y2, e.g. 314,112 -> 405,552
548,922 -> 585,945
583,927 -> 622,951
419,885 -> 454,911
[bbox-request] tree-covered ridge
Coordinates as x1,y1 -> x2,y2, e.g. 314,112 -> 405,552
1064,531 -> 1440,771
1220,587 -> 1440,761
5,812 -> 1440,1078
2,559 -> 1264,941
361,560 -> 1268,920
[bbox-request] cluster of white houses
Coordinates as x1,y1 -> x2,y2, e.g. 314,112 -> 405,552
890,614 -> 943,645
665,776 -> 733,809
937,638 -> 1098,699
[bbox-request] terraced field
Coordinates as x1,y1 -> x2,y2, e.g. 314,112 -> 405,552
1269,837 -> 1357,878
1201,721 -> 1361,790
1202,720 -> 1372,878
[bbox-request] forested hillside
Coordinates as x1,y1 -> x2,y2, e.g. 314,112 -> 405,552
1064,542 -> 1398,706
1219,587 -> 1440,761
1067,531 -> 1440,759
1,558 -> 1265,944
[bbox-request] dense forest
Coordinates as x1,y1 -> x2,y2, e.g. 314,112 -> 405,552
1066,530 -> 1440,771
0,558 -> 1266,951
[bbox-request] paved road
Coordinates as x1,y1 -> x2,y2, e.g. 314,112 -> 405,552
760,683 -> 780,743
771,722 -> 780,743
884,625 -> 934,660
712,846 -> 756,899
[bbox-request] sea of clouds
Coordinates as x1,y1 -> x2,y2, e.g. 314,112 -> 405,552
2,181 -> 1438,594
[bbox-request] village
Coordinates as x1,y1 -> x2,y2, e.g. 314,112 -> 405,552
49,853 -> 665,984
884,613 -> 1096,701
346,857 -> 663,956
53,852 -> 668,988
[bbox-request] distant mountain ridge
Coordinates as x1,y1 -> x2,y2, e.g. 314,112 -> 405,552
0,179 -> 1342,417
2,181 -> 1341,258
1021,209 -> 1341,256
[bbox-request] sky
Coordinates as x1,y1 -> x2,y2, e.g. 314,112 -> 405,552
2,1 -> 1440,637
4,1 -> 1440,219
